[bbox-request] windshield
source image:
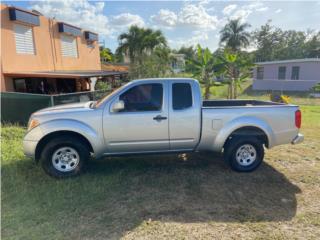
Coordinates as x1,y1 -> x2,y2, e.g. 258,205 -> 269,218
93,82 -> 132,108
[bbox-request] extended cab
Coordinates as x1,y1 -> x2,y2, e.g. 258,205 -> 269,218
23,78 -> 304,178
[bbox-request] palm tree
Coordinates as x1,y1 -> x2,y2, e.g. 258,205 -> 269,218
220,19 -> 251,52
188,44 -> 216,99
143,29 -> 167,52
117,26 -> 167,64
117,26 -> 144,63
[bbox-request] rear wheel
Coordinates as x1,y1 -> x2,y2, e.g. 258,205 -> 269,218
40,136 -> 89,178
224,136 -> 264,172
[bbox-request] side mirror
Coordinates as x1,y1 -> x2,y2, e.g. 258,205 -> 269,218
112,100 -> 125,112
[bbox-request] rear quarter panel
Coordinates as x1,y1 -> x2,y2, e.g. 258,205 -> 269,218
198,105 -> 299,152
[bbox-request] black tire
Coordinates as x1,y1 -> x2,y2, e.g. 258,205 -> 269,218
40,136 -> 90,178
223,136 -> 264,172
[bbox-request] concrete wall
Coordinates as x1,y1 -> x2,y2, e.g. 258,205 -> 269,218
0,4 -> 101,91
253,60 -> 320,91
1,76 -> 14,91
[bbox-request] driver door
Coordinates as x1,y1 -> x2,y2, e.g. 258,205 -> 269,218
103,81 -> 169,154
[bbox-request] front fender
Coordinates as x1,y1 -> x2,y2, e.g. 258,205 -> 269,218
213,116 -> 276,151
39,119 -> 104,156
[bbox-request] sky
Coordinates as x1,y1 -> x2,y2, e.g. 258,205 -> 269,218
3,0 -> 320,52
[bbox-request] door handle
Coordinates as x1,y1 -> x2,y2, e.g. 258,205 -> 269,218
153,115 -> 167,121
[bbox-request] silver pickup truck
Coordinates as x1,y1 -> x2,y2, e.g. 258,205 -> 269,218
23,78 -> 304,178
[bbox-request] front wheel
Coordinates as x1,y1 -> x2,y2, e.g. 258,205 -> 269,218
40,136 -> 89,178
224,137 -> 264,172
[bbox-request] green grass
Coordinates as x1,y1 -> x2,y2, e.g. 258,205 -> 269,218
1,104 -> 320,239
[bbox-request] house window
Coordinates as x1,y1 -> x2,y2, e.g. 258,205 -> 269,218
60,34 -> 78,58
13,24 -> 35,54
278,66 -> 286,80
257,67 -> 264,80
291,66 -> 300,80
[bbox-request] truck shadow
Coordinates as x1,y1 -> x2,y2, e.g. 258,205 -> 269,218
86,152 -> 301,238
2,152 -> 301,239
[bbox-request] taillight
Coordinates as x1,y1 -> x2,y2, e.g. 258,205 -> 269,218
295,110 -> 301,128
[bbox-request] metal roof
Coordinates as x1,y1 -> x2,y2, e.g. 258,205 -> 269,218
255,58 -> 320,65
3,70 -> 128,78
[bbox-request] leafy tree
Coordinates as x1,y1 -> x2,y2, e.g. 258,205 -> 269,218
177,46 -> 196,60
253,22 -> 320,61
304,32 -> 320,58
279,30 -> 306,59
220,19 -> 251,52
95,81 -> 111,91
253,21 -> 283,61
128,46 -> 172,79
176,46 -> 197,72
188,44 -> 216,99
100,47 -> 113,62
312,83 -> 320,93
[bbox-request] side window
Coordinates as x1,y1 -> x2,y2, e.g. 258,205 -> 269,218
119,83 -> 163,112
172,83 -> 192,110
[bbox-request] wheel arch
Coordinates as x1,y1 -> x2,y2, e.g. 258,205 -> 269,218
212,116 -> 275,152
223,126 -> 269,151
35,131 -> 94,162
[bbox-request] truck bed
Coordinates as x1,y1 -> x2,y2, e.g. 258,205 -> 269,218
202,99 -> 284,108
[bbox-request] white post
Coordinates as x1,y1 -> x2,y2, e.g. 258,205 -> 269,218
90,77 -> 98,91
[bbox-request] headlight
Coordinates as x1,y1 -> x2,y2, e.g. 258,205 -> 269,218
27,119 -> 40,131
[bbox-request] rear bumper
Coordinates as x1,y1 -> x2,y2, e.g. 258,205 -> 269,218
291,133 -> 304,145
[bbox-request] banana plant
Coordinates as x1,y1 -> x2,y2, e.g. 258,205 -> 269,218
187,44 -> 216,99
216,50 -> 254,99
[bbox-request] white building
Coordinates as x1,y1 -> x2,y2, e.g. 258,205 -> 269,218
253,58 -> 320,91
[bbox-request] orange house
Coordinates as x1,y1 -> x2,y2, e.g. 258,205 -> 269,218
0,4 -> 125,94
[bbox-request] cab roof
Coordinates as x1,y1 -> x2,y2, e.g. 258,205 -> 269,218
132,78 -> 198,82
